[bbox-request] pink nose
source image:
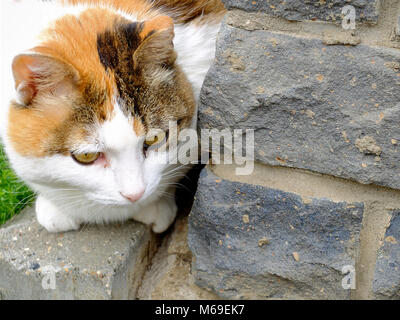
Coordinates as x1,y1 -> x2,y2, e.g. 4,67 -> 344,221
120,190 -> 144,203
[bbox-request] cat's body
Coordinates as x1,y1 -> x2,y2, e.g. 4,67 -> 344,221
0,0 -> 224,232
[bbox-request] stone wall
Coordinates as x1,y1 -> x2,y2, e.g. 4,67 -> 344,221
188,0 -> 400,299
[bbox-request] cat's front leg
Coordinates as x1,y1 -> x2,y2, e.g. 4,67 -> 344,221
152,196 -> 177,233
133,196 -> 177,233
36,195 -> 80,233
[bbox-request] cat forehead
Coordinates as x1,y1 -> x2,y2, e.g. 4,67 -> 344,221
94,17 -> 178,122
95,20 -> 145,119
100,103 -> 143,151
96,21 -> 144,70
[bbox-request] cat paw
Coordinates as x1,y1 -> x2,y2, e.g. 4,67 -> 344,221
152,197 -> 177,233
133,197 -> 177,233
36,195 -> 80,233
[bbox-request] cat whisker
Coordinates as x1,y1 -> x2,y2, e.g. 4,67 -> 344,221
8,193 -> 37,216
161,163 -> 188,176
79,202 -> 102,233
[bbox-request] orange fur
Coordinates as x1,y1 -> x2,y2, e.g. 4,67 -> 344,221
8,100 -> 73,157
133,117 -> 146,136
34,8 -> 118,112
139,16 -> 174,40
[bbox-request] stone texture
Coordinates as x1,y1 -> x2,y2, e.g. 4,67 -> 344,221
373,211 -> 400,299
188,166 -> 363,299
199,22 -> 400,190
0,207 -> 155,300
222,0 -> 380,23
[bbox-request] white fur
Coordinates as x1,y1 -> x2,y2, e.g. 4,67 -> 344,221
0,0 -> 221,233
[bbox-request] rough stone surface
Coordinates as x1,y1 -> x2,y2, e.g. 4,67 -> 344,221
222,0 -> 380,23
188,166 -> 363,299
322,30 -> 361,46
199,22 -> 400,190
396,15 -> 400,37
0,207 -> 155,300
373,210 -> 400,299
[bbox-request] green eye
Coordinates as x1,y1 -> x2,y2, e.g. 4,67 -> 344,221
72,152 -> 100,165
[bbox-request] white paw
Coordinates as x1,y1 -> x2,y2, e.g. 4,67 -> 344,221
133,197 -> 177,233
36,195 -> 80,233
152,197 -> 177,233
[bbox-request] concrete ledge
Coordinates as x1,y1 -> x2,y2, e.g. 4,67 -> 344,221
0,207 -> 155,300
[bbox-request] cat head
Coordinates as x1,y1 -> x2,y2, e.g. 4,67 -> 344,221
6,10 -> 196,206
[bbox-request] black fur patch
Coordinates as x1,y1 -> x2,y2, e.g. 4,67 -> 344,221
97,22 -> 144,118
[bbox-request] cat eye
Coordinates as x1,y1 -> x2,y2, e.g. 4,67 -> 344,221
143,130 -> 167,153
71,152 -> 101,165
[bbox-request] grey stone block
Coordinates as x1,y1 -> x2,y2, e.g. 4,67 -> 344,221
222,0 -> 379,23
373,211 -> 400,299
199,22 -> 400,190
0,207 -> 154,300
188,167 -> 363,299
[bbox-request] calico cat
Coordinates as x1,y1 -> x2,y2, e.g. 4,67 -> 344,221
0,0 -> 225,233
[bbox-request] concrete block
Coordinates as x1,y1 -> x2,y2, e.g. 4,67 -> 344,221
0,207 -> 155,299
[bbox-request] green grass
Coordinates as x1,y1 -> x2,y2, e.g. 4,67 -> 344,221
0,144 -> 35,225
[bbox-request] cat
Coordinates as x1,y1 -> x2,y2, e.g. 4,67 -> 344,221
0,0 -> 225,233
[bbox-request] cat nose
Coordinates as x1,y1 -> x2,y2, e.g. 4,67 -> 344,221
120,190 -> 145,203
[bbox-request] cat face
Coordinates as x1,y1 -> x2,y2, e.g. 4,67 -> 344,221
6,11 -> 195,206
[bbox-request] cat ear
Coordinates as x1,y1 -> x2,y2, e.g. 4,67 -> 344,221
133,16 -> 176,69
12,54 -> 79,106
